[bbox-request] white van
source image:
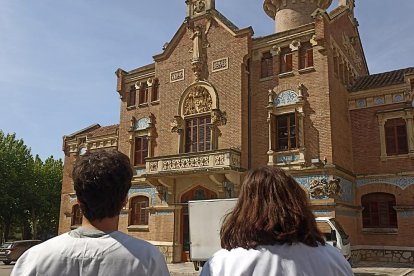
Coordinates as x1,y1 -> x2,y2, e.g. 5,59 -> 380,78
315,217 -> 351,261
188,199 -> 351,270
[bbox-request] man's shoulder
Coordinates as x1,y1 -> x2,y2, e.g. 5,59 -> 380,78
109,231 -> 160,252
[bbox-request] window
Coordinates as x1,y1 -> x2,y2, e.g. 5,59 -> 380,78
134,136 -> 148,167
299,42 -> 313,69
385,118 -> 408,155
273,113 -> 297,151
333,55 -> 339,75
139,83 -> 149,105
71,204 -> 82,226
279,47 -> 292,74
127,86 -> 136,107
362,193 -> 397,229
130,196 -> 149,225
185,116 -> 211,153
260,51 -> 273,78
151,79 -> 159,102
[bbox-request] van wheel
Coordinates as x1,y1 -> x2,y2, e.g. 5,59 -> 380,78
3,261 -> 11,265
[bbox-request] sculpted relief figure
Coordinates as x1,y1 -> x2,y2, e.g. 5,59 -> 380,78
309,178 -> 342,199
184,86 -> 212,116
191,25 -> 203,62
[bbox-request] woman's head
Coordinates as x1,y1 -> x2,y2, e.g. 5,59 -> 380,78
220,166 -> 325,250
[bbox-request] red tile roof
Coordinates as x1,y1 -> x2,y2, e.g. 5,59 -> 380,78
349,67 -> 414,92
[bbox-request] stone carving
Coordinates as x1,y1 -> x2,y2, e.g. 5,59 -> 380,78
274,90 -> 299,106
162,156 -> 209,170
342,33 -> 362,70
170,116 -> 184,133
184,86 -> 212,115
211,109 -> 227,126
212,58 -> 228,72
309,178 -> 342,199
193,0 -> 206,14
149,162 -> 158,172
134,117 -> 150,130
230,154 -> 240,167
170,69 -> 184,83
214,154 -> 225,166
191,26 -> 203,62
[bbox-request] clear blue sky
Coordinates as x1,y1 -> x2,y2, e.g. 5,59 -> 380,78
0,0 -> 413,161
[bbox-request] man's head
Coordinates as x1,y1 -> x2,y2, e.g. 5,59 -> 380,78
72,150 -> 133,221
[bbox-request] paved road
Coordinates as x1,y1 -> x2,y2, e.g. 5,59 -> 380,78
1,262 -> 414,276
0,263 -> 13,276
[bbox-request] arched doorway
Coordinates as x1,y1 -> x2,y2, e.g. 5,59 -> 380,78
180,185 -> 217,262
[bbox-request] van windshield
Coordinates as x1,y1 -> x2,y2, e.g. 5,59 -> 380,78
330,219 -> 350,245
0,242 -> 12,249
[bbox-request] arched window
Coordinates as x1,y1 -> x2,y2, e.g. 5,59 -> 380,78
129,196 -> 149,225
71,204 -> 82,226
362,193 -> 397,229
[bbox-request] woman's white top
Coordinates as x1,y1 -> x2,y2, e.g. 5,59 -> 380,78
200,242 -> 353,276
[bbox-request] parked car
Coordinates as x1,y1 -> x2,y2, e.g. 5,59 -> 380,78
0,240 -> 41,265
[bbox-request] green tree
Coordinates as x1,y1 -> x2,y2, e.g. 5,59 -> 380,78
0,131 -> 63,242
25,155 -> 63,239
0,131 -> 33,242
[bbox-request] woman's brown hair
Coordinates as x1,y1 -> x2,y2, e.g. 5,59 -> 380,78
220,166 -> 325,250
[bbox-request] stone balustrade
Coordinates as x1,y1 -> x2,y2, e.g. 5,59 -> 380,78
145,149 -> 241,175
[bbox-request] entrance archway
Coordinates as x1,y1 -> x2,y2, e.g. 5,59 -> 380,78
180,185 -> 217,262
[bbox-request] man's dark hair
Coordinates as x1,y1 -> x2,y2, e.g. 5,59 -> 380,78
220,166 -> 325,250
72,149 -> 133,221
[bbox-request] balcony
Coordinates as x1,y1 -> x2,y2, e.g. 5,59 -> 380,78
145,149 -> 242,176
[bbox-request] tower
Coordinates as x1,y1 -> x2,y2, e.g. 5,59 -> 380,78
263,0 -> 333,33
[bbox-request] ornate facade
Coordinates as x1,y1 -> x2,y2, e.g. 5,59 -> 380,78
59,0 -> 414,264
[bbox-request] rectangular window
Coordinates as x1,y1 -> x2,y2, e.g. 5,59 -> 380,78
185,116 -> 211,153
279,47 -> 292,74
260,51 -> 273,78
151,79 -> 159,102
333,55 -> 339,75
385,118 -> 408,155
127,86 -> 136,107
299,42 -> 313,69
139,83 -> 149,105
362,193 -> 397,228
134,136 -> 148,166
273,113 -> 297,151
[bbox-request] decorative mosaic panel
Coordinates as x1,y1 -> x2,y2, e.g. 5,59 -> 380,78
134,117 -> 150,130
312,210 -> 333,217
356,99 -> 366,108
393,94 -> 404,103
374,96 -> 385,105
274,90 -> 299,107
337,177 -> 354,203
295,175 -> 354,202
135,168 -> 146,176
128,186 -> 157,205
357,177 -> 414,190
154,210 -> 174,216
276,153 -> 300,163
295,175 -> 326,190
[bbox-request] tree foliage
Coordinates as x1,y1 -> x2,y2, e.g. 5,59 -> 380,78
0,131 -> 63,243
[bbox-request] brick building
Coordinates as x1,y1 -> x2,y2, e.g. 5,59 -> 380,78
59,0 -> 414,263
